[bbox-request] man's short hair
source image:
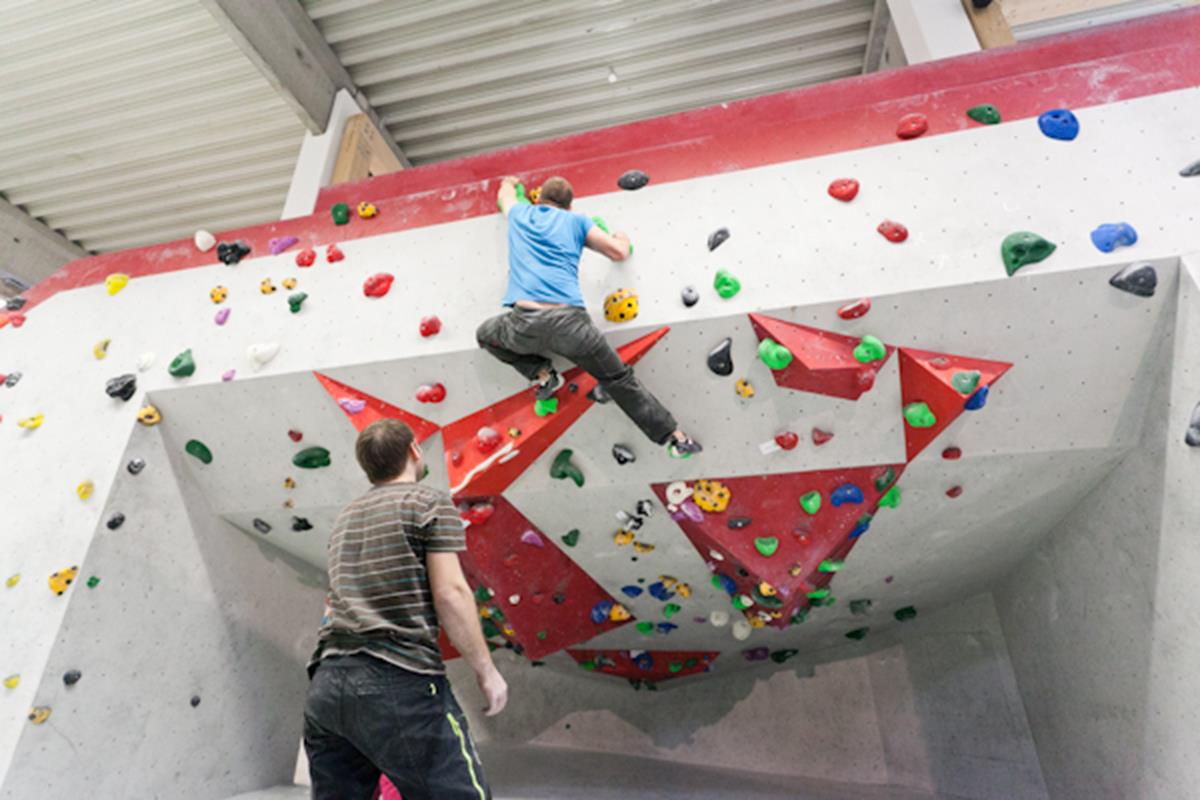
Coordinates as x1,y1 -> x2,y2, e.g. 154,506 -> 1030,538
355,419 -> 414,483
539,176 -> 573,209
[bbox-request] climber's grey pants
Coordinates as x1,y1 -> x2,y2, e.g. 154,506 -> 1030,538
476,306 -> 677,444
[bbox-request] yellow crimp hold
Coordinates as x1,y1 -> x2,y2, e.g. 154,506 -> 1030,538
659,576 -> 678,588
93,338 -> 111,360
76,480 -> 94,501
28,707 -> 51,725
137,405 -> 162,426
5,574 -> 19,588
614,529 -> 634,546
758,581 -> 777,598
609,604 -> 632,622
676,583 -> 692,599
282,277 -> 297,290
357,201 -> 378,219
105,273 -> 130,296
748,616 -> 767,629
48,566 -> 79,596
3,675 -> 19,690
18,414 -> 44,430
735,378 -> 755,398
260,278 -> 276,295
284,477 -> 296,489
632,541 -> 655,554
692,479 -> 731,513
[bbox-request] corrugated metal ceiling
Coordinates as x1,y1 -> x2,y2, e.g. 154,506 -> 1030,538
304,0 -> 876,164
0,0 -> 305,254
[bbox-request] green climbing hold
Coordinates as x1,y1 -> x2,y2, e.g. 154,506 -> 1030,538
807,588 -> 831,600
580,660 -> 597,671
474,586 -> 492,603
168,349 -> 196,378
732,594 -> 753,610
770,649 -> 799,664
894,606 -> 918,622
754,537 -> 779,557
1001,232 -> 1056,276
874,467 -> 896,492
809,595 -> 835,607
845,627 -> 869,641
663,603 -> 682,619
591,215 -> 610,234
331,202 -> 350,225
879,485 -> 902,509
752,587 -> 784,609
799,491 -> 822,515
86,576 -> 100,589
561,529 -> 580,547
713,269 -> 741,299
288,292 -> 308,314
185,439 -> 212,464
636,621 -> 654,635
549,449 -> 584,487
534,397 -> 558,417
536,630 -> 548,640
904,402 -> 936,428
849,599 -> 873,616
293,446 -> 332,469
951,370 -> 980,395
668,662 -> 683,673
853,335 -> 886,363
790,608 -> 809,625
481,618 -> 501,639
757,338 -> 793,370
967,104 -> 1001,124
818,559 -> 844,573
515,183 -> 530,204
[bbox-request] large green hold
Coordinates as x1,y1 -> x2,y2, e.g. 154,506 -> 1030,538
757,338 -> 793,370
533,397 -> 558,417
549,449 -> 584,487
293,446 -> 332,469
894,606 -> 918,622
169,349 -> 196,378
904,401 -> 937,428
1001,232 -> 1056,276
879,485 -> 902,509
967,103 -> 1001,124
713,269 -> 741,299
185,439 -> 212,464
331,202 -> 350,225
853,335 -> 886,363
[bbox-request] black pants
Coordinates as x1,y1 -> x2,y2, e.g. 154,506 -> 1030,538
476,306 -> 678,444
304,654 -> 490,800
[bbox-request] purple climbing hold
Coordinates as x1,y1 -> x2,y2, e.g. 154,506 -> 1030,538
680,500 -> 704,522
1090,223 -> 1138,253
964,384 -> 989,411
214,307 -> 231,326
830,483 -> 864,507
1109,263 -> 1157,297
742,647 -> 770,662
520,529 -> 545,548
222,369 -> 236,382
268,236 -> 299,255
338,398 -> 366,414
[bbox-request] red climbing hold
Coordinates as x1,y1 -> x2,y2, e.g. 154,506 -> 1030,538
363,273 -> 394,298
314,372 -> 439,441
811,428 -> 834,446
8,314 -> 26,328
946,486 -> 963,498
296,248 -> 316,267
288,429 -> 303,442
896,113 -> 929,140
461,502 -> 495,526
942,446 -> 962,460
476,427 -> 503,454
877,220 -> 908,243
775,432 -> 799,450
749,313 -> 894,401
419,316 -> 442,338
416,383 -> 447,404
898,348 -> 1012,462
326,244 -> 345,263
827,178 -> 859,202
837,299 -> 871,320
450,450 -> 463,466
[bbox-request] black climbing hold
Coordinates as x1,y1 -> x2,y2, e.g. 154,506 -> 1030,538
292,516 -> 313,532
127,458 -> 146,475
105,374 -> 138,402
553,593 -> 567,605
216,240 -> 251,265
587,383 -> 611,404
253,518 -> 272,534
1186,402 -> 1200,447
5,371 -> 22,388
1108,263 -> 1157,298
728,517 -> 752,530
1180,159 -> 1200,178
707,227 -> 730,252
635,499 -> 655,518
971,0 -> 992,7
612,444 -> 636,465
6,297 -> 26,311
62,670 -> 82,686
707,337 -> 734,376
681,286 -> 699,307
190,695 -> 201,708
568,383 -> 579,393
106,513 -> 125,531
617,170 -> 649,191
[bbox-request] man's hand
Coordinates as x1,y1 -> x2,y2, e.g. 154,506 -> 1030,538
585,225 -> 632,261
477,665 -> 508,716
500,175 -> 520,186
496,176 -> 520,216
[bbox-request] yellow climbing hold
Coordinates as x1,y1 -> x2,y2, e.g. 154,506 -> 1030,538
93,338 -> 111,360
284,477 -> 296,489
48,566 -> 78,595
137,405 -> 162,426
603,288 -> 639,323
614,529 -> 634,546
27,707 -> 51,725
632,541 -> 656,554
6,574 -> 19,588
735,378 -> 755,398
282,277 -> 298,290
610,604 -> 632,622
105,273 -> 130,296
3,675 -> 18,690
76,480 -> 94,501
676,583 -> 692,599
758,581 -> 777,597
692,479 -> 731,513
18,414 -> 44,430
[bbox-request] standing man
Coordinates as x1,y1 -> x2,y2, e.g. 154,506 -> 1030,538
476,175 -> 702,459
304,419 -> 506,800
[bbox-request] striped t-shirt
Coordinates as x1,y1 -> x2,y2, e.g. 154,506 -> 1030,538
308,481 -> 466,677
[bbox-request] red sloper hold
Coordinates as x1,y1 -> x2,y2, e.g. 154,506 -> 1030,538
443,327 -> 669,497
897,348 -> 1012,462
748,313 -> 894,401
827,178 -> 859,202
567,649 -> 720,683
837,298 -> 871,320
363,273 -> 394,298
877,220 -> 908,243
456,496 -> 631,660
896,112 -> 929,139
314,372 -> 440,442
296,248 -> 316,267
652,463 -> 905,629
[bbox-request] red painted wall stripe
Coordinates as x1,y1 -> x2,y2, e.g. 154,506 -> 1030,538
8,8 -> 1200,323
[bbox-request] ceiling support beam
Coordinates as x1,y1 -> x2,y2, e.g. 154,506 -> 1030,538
863,0 -> 894,72
886,0 -> 980,64
960,0 -> 1016,49
0,195 -> 87,289
200,0 -> 408,167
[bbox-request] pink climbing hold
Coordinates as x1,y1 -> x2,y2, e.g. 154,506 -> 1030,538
837,298 -> 871,320
476,426 -> 503,454
296,248 -> 316,267
221,369 -> 236,382
338,397 -> 367,414
326,244 -> 345,263
214,308 -> 230,326
877,220 -> 908,243
269,236 -> 298,255
827,178 -> 859,202
942,446 -> 962,460
811,428 -> 834,446
520,529 -> 545,548
419,316 -> 442,338
415,383 -> 446,403
896,113 -> 929,140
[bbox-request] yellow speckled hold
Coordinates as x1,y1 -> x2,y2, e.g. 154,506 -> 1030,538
93,338 -> 111,360
18,414 -> 44,430
137,405 -> 162,426
209,285 -> 228,304
6,574 -> 19,588
28,707 -> 51,725
735,378 -> 755,398
609,604 -> 632,622
603,288 -> 639,323
260,278 -> 276,295
282,277 -> 297,290
105,273 -> 130,296
76,480 -> 94,501
48,566 -> 78,596
758,581 -> 777,597
676,583 -> 692,599
356,201 -> 378,219
632,541 -> 655,554
3,675 -> 19,690
692,479 -> 731,513
283,477 -> 295,489
613,529 -> 634,546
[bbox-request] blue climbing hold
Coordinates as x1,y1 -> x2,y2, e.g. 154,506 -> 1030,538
656,622 -> 678,634
647,581 -> 675,601
590,599 -> 614,624
1090,223 -> 1138,253
964,384 -> 989,410
1038,109 -> 1079,141
830,483 -> 864,507
849,514 -> 873,539
714,573 -> 737,596
633,651 -> 654,670
621,585 -> 644,598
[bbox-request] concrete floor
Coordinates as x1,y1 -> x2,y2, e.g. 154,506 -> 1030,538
224,745 -> 962,800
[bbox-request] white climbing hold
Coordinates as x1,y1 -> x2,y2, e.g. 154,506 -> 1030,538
247,342 -> 280,367
194,230 -> 216,252
136,352 -> 155,372
710,610 -> 729,627
708,549 -> 724,561
732,620 -> 752,641
508,594 -> 520,605
665,481 -> 690,505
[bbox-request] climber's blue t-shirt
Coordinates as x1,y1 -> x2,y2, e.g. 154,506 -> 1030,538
502,203 -> 595,308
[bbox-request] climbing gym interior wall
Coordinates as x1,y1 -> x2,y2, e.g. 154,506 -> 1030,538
2,9 -> 1200,799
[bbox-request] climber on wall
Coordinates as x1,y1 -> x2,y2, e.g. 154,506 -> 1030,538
304,419 -> 504,800
476,175 -> 702,458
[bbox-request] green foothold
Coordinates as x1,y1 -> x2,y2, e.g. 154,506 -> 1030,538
481,618 -> 501,639
185,439 -> 213,464
879,485 -> 902,509
331,202 -> 350,225
636,621 -> 654,635
799,491 -> 822,515
874,468 -> 896,492
757,338 -> 794,370
168,348 -> 195,378
549,449 -> 584,487
967,103 -> 1001,124
770,649 -> 799,664
86,576 -> 100,589
490,608 -> 507,623
853,335 -> 886,363
752,587 -> 784,609
536,630 -> 548,640
668,662 -> 683,673
533,397 -> 558,417
818,559 -> 844,573
561,529 -> 580,548
904,402 -> 937,429
293,446 -> 332,469
790,608 -> 809,625
288,292 -> 308,313
515,183 -> 529,204
474,586 -> 492,603
849,599 -> 873,616
1001,232 -> 1056,276
591,215 -> 610,234
754,537 -> 779,557
895,606 -> 918,622
809,595 -> 835,607
713,269 -> 741,299
580,660 -> 596,671
807,587 -> 831,600
663,603 -> 682,619
684,657 -> 698,669
951,370 -> 980,395
732,594 -> 753,610
845,627 -> 869,641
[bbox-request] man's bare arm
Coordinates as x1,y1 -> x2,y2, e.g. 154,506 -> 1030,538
585,226 -> 632,262
428,551 -> 508,715
496,175 -> 520,217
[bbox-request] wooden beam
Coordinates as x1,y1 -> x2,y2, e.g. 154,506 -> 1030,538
331,114 -> 405,185
961,0 -> 1017,48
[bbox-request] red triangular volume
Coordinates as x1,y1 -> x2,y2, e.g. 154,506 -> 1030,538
897,348 -> 1012,462
443,326 -> 669,498
567,649 -> 720,684
652,463 -> 904,629
314,372 -> 440,442
748,313 -> 894,401
455,496 -> 631,660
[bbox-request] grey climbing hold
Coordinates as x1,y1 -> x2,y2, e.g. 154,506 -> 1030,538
105,374 -> 138,402
106,513 -> 125,531
617,170 -> 649,190
62,670 -> 82,686
681,286 -> 700,307
127,458 -> 146,475
728,517 -> 751,529
1186,402 -> 1200,447
1180,159 -> 1200,177
707,227 -> 730,252
587,383 -> 611,404
292,517 -> 313,532
707,337 -> 734,376
1108,263 -> 1157,298
612,444 -> 636,465
5,371 -> 22,388
253,518 -> 272,534
6,298 -> 26,311
190,695 -> 201,708
849,599 -> 873,616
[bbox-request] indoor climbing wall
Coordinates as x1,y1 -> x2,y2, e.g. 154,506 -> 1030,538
2,10 -> 1200,797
